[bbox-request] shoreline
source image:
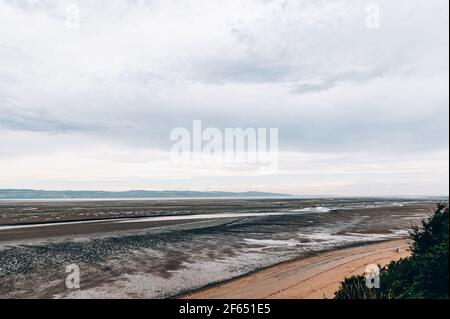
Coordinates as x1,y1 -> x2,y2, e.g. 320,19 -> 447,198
181,239 -> 411,299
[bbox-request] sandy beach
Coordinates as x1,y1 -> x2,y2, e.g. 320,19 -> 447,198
183,239 -> 411,299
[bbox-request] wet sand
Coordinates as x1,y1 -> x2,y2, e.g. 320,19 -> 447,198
183,239 -> 410,299
0,198 -> 435,243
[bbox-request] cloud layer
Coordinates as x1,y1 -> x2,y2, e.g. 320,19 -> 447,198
0,0 -> 448,195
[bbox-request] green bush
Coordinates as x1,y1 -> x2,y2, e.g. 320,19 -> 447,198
335,203 -> 449,299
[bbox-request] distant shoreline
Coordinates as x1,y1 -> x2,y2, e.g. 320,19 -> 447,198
1,189 -> 447,201
0,196 -> 297,202
0,196 -> 446,203
0,189 -> 292,200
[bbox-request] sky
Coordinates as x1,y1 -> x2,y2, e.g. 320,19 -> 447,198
0,0 -> 448,196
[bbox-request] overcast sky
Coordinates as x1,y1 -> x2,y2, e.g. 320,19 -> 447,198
0,0 -> 448,196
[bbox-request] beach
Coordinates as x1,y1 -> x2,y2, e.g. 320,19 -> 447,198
183,239 -> 410,299
0,198 -> 435,299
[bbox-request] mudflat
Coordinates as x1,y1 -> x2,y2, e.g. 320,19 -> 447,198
0,198 -> 437,298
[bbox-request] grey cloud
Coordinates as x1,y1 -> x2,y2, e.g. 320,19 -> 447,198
117,70 -> 169,88
291,81 -> 337,94
185,0 -> 448,94
291,67 -> 393,94
0,106 -> 101,133
191,58 -> 291,84
0,0 -> 446,195
0,0 -> 447,153
2,0 -> 64,19
191,55 -> 399,94
0,73 -> 18,85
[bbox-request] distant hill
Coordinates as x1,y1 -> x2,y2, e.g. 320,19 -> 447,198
0,189 -> 292,199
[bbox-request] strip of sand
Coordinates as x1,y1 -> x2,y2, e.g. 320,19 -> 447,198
182,239 -> 411,299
